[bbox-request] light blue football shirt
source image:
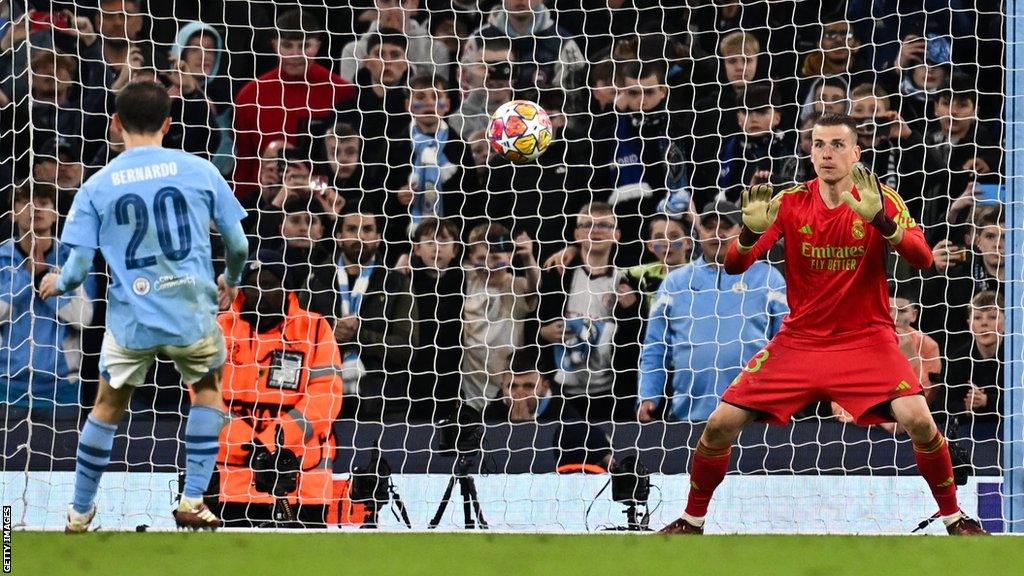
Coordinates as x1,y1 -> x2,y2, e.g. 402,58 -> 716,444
61,146 -> 246,349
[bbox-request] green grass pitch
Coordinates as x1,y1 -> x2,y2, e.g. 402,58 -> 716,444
11,532 -> 1023,575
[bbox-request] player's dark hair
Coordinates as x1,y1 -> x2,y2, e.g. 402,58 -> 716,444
367,28 -> 408,54
814,112 -> 859,140
115,81 -> 171,134
276,9 -> 321,42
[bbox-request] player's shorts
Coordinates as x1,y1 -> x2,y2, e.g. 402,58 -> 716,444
99,328 -> 227,389
721,336 -> 923,426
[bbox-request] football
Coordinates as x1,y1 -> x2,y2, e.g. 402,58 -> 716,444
487,99 -> 554,163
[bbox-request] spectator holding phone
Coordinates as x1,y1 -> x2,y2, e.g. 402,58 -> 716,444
889,33 -> 953,125
922,208 -> 1004,353
848,82 -> 945,232
927,75 -> 1003,242
460,224 -> 539,413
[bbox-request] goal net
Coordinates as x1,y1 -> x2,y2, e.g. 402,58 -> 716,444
0,0 -> 1017,533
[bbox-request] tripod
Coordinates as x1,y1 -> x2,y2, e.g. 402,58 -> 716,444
360,481 -> 413,529
428,454 -> 488,529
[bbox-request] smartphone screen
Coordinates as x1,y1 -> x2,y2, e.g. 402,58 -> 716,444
976,183 -> 1004,206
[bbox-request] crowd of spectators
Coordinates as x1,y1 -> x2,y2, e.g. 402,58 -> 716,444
0,0 -> 1007,450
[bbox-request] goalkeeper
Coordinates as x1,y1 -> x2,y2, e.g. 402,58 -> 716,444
659,113 -> 987,536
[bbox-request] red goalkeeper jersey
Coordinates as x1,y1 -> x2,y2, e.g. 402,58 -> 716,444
725,178 -> 933,350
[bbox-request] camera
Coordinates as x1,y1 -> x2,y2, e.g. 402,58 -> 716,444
247,426 -> 301,523
936,414 -> 974,486
349,448 -> 392,507
250,442 -> 300,498
436,416 -> 484,455
349,446 -> 411,529
609,456 -> 651,507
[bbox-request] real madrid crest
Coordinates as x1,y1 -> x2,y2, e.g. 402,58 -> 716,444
851,219 -> 865,239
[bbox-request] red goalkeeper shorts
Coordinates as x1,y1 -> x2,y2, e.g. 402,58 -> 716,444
720,336 -> 923,426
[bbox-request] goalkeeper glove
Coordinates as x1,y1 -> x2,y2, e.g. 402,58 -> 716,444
741,184 -> 781,235
843,163 -> 884,221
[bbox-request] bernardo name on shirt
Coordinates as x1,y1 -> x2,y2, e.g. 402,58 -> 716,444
110,162 -> 179,186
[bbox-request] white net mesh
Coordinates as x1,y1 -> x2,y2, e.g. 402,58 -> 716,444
0,0 -> 1015,533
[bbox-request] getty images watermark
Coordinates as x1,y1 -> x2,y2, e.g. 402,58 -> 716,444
3,505 -> 10,574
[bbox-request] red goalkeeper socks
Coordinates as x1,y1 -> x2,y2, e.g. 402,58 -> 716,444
913,431 -> 960,516
684,439 -> 732,518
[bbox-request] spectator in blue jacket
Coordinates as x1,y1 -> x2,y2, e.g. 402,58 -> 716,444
637,200 -> 788,422
0,183 -> 94,408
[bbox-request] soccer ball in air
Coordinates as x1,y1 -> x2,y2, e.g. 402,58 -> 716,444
487,99 -> 553,164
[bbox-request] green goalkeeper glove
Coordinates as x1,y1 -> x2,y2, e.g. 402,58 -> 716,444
741,184 -> 780,235
843,163 -> 884,221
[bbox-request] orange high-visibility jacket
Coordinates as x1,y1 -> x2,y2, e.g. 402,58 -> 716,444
216,292 -> 344,505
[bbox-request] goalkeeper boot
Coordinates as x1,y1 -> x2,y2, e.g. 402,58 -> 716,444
65,503 -> 96,534
173,497 -> 222,531
657,517 -> 704,535
946,515 -> 989,536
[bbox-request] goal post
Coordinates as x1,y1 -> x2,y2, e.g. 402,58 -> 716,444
1003,1 -> 1024,534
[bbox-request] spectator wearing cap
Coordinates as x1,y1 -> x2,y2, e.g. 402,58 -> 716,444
335,30 -> 411,212
233,9 -> 355,200
450,36 -> 517,141
215,249 -> 344,527
305,212 -> 417,421
277,196 -> 331,286
0,183 -> 94,408
638,201 -> 787,423
338,0 -> 450,83
460,223 -> 539,414
33,137 -> 84,214
539,203 -> 640,423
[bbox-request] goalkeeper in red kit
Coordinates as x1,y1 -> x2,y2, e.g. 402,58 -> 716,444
658,113 -> 988,536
